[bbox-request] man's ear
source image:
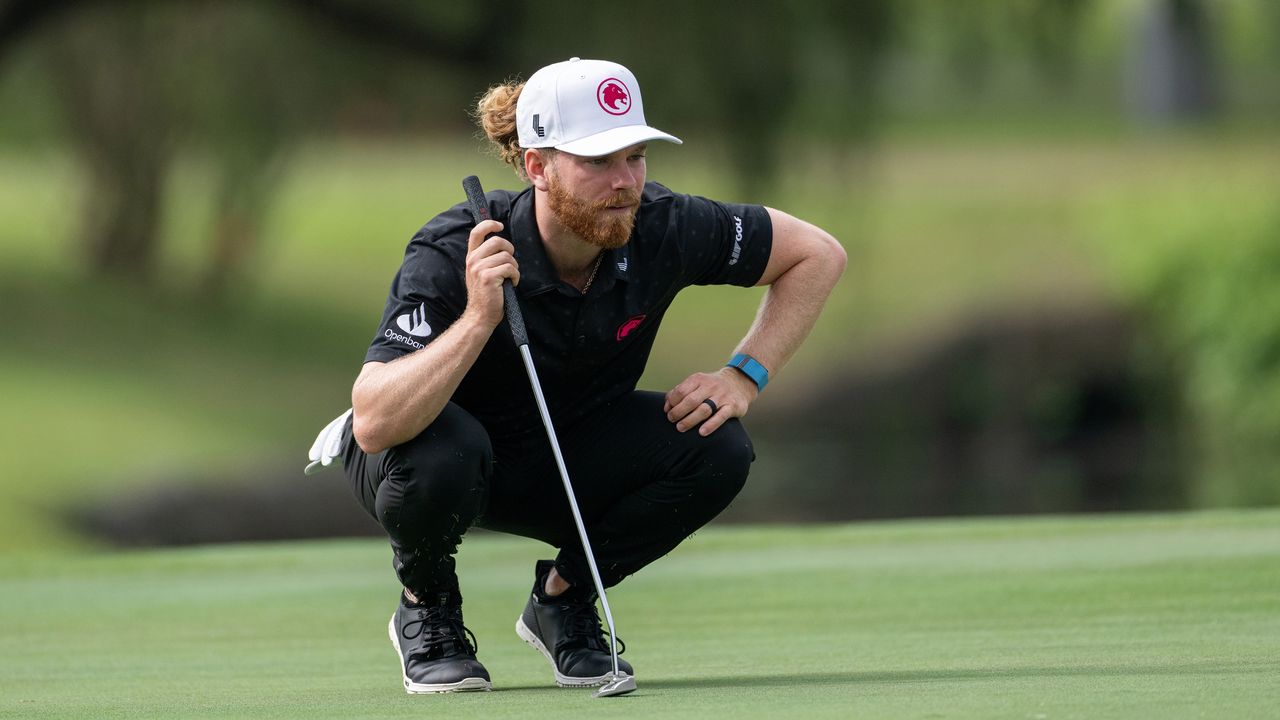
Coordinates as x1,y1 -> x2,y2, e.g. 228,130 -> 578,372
526,148 -> 553,192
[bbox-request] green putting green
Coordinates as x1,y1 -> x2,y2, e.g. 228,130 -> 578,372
3,510 -> 1277,719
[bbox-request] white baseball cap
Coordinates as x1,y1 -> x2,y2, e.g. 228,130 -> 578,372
516,57 -> 682,157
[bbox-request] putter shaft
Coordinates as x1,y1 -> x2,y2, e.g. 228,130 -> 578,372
462,176 -> 630,692
516,344 -> 625,679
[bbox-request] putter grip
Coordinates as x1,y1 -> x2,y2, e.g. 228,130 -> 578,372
462,175 -> 528,347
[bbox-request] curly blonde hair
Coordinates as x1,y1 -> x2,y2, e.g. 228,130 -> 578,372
475,81 -> 533,180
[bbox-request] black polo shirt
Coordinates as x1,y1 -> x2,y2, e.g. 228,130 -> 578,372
365,181 -> 772,443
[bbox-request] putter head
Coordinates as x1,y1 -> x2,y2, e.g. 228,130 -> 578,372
594,673 -> 636,698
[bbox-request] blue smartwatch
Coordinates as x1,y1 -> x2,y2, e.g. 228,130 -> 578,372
727,353 -> 769,392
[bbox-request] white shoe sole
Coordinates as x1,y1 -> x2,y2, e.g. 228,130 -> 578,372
388,615 -> 492,694
515,616 -> 620,688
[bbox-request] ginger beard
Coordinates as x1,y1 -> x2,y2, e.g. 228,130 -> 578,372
546,172 -> 639,250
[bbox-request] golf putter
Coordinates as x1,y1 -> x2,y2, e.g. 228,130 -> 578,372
462,176 -> 636,698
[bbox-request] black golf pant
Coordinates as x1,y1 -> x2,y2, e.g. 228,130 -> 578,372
342,390 -> 754,601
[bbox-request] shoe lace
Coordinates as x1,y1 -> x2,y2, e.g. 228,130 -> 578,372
557,596 -> 625,655
401,606 -> 479,660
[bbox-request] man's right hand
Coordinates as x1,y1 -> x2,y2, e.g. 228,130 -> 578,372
352,220 -> 519,455
464,219 -> 520,329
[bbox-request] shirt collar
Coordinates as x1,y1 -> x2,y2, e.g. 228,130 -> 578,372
509,189 -> 558,298
593,243 -> 630,294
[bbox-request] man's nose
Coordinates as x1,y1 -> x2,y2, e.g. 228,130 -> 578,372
612,165 -> 638,191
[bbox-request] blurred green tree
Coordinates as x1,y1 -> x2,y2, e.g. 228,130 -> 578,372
40,2 -> 172,281
0,0 -> 513,292
0,0 -> 1250,294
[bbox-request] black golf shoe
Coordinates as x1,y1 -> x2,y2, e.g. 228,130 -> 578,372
388,592 -> 491,693
515,560 -> 633,687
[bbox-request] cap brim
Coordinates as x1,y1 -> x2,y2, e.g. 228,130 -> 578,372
555,125 -> 682,157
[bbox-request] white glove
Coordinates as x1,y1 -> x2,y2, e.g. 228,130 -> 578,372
305,408 -> 353,475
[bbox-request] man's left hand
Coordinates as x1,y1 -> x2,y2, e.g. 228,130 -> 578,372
663,367 -> 758,436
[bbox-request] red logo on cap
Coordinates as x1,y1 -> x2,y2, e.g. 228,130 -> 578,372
597,78 -> 631,116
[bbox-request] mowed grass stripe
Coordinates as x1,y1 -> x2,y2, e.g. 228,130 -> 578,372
2,511 -> 1277,719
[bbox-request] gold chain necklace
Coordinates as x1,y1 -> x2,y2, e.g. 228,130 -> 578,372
580,252 -> 604,295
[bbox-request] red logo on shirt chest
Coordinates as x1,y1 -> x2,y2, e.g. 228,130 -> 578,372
616,314 -> 647,341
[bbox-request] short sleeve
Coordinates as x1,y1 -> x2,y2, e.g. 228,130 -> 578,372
675,194 -> 773,287
364,232 -> 466,364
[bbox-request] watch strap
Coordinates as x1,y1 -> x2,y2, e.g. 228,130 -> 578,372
727,353 -> 769,392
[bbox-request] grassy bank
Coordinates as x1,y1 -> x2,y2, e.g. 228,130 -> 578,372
3,510 -> 1278,718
